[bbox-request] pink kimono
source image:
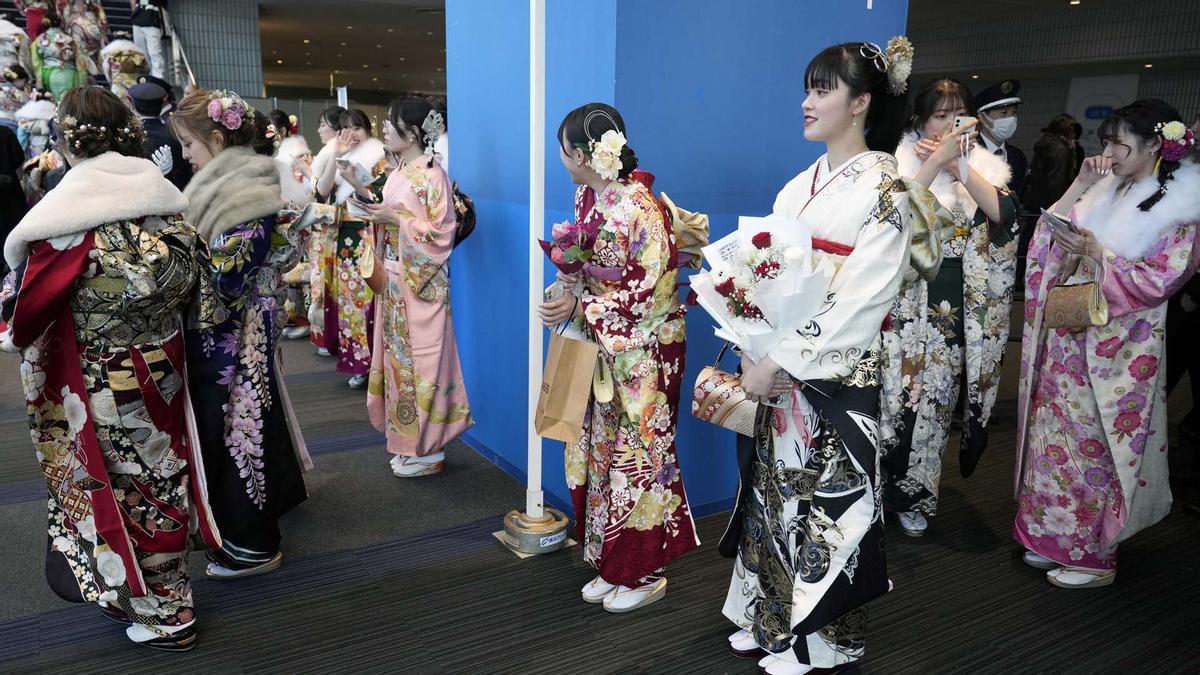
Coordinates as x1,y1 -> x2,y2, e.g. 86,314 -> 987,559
1015,166 -> 1200,569
366,159 -> 472,457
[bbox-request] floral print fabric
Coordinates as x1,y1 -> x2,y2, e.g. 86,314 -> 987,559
564,178 -> 697,587
1014,214 -> 1200,568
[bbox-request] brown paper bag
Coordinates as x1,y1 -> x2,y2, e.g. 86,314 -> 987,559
535,330 -> 600,443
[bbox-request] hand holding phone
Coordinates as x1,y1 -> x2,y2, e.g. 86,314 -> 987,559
1041,208 -> 1078,234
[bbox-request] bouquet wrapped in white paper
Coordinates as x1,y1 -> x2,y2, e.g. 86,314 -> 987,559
690,214 -> 835,363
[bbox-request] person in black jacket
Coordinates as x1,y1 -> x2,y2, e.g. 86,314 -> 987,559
1021,113 -> 1078,212
128,78 -> 190,189
0,123 -> 28,274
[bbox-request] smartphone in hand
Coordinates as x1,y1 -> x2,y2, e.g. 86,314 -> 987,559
952,115 -> 977,133
1041,208 -> 1079,234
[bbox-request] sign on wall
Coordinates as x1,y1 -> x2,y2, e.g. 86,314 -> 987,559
1066,75 -> 1139,155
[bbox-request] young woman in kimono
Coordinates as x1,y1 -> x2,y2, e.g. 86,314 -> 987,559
0,86 -> 221,651
1015,99 -> 1200,588
719,39 -> 942,674
171,88 -> 311,580
273,114 -> 316,341
306,105 -> 344,354
880,79 -> 1021,537
359,96 -> 472,477
31,15 -> 87,101
315,108 -> 386,389
537,103 -> 698,613
56,0 -> 106,65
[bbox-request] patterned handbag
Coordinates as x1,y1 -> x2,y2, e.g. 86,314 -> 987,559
1043,256 -> 1107,331
691,343 -> 757,437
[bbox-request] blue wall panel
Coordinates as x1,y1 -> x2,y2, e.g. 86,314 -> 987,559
448,0 -> 909,516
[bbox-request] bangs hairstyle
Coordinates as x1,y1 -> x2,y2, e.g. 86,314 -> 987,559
339,108 -> 372,134
387,95 -> 434,150
908,78 -> 976,132
804,43 -> 909,154
557,102 -> 639,180
1097,99 -> 1188,212
169,88 -> 258,151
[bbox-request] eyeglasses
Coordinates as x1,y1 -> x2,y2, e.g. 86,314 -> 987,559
859,42 -> 887,74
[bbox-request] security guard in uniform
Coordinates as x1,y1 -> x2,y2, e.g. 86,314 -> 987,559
128,78 -> 191,190
973,79 -> 1028,197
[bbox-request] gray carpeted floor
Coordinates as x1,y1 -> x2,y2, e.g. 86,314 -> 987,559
1,339 -> 1198,674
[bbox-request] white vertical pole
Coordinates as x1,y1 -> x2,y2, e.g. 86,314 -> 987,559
526,0 -> 547,520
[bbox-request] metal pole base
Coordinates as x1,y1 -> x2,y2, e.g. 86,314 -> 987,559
500,507 -> 570,555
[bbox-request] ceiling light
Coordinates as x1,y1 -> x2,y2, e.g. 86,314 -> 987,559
303,39 -> 310,44
306,62 -> 311,66
1144,63 -> 1154,68
1069,0 -> 1080,4
346,25 -> 354,30
399,57 -> 405,61
362,64 -> 369,68
276,59 -> 283,64
971,74 -> 979,79
426,31 -> 433,36
372,77 -> 378,81
376,44 -> 382,48
341,41 -> 347,46
436,67 -> 442,72
387,28 -> 394,33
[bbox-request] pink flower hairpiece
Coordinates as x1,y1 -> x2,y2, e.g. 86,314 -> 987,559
1156,121 -> 1196,163
206,90 -> 253,131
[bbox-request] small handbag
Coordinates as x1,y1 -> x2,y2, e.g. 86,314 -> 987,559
1043,255 -> 1107,331
691,343 -> 757,437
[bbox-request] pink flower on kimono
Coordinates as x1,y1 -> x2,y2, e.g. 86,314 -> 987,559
1130,432 -> 1149,455
1068,482 -> 1091,503
1078,438 -> 1105,458
1025,299 -> 1037,320
1128,319 -> 1152,343
1064,354 -> 1088,386
1073,503 -> 1099,528
1128,354 -> 1159,381
1084,466 -> 1111,488
1034,455 -> 1055,474
1027,271 -> 1043,292
1094,337 -> 1123,358
1118,391 -> 1147,414
1114,411 -> 1142,435
1046,444 -> 1069,465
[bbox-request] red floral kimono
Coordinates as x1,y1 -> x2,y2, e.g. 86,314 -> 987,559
564,176 -> 697,587
1,152 -> 221,628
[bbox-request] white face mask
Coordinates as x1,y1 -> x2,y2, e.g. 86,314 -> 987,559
989,116 -> 1018,142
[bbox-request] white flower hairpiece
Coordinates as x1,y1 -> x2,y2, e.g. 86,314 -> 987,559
421,110 -> 445,157
582,109 -> 626,181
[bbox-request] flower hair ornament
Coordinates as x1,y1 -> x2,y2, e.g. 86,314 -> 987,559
1156,120 -> 1196,163
420,109 -> 446,157
206,90 -> 254,131
581,109 -> 627,181
2,67 -> 17,81
859,36 -> 914,95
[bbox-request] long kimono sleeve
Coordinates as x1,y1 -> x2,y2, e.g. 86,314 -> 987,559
771,181 -> 911,382
2,232 -> 94,350
904,179 -> 948,282
206,220 -> 273,305
400,166 -> 456,265
1099,223 -> 1200,319
580,206 -> 670,356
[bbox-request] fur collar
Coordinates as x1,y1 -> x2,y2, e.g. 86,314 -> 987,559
100,39 -> 143,59
895,131 -> 1011,220
334,137 -> 384,203
276,135 -> 311,163
184,146 -> 286,243
1074,161 -> 1200,259
5,152 -> 186,268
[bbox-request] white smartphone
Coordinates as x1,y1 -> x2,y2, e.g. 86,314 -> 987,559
952,115 -> 977,133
